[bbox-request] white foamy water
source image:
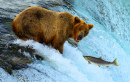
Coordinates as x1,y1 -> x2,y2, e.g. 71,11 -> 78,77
11,39 -> 113,82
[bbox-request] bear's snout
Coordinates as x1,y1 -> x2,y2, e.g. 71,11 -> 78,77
77,35 -> 83,40
77,32 -> 84,42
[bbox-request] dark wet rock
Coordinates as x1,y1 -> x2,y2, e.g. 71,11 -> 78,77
0,18 -> 16,45
63,0 -> 74,8
0,55 -> 30,74
63,0 -> 74,4
0,43 -> 44,74
0,24 -> 9,34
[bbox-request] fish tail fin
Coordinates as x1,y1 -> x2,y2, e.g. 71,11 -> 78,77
113,58 -> 119,66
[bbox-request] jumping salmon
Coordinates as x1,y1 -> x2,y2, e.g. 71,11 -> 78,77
84,56 -> 119,67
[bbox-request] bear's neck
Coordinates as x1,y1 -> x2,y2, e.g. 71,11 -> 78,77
68,28 -> 74,38
69,33 -> 73,38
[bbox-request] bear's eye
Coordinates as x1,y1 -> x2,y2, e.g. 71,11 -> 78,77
85,31 -> 87,33
79,28 -> 81,31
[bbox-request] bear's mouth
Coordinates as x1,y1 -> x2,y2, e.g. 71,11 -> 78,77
74,37 -> 80,42
75,39 -> 80,42
75,35 -> 83,42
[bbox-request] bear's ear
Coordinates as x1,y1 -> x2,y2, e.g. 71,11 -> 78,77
74,16 -> 80,24
88,24 -> 94,30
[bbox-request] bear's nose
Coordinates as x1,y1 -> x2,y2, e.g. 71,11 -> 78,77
77,35 -> 83,40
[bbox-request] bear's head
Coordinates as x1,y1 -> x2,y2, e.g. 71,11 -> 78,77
72,16 -> 94,42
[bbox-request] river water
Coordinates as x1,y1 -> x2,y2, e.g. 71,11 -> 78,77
0,0 -> 130,82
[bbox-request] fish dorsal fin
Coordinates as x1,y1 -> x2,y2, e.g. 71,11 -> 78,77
99,56 -> 103,59
106,66 -> 109,68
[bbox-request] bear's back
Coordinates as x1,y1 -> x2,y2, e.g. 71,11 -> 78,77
15,7 -> 57,29
12,7 -> 58,39
12,7 -> 75,47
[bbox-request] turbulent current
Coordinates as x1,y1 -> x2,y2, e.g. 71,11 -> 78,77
0,0 -> 130,82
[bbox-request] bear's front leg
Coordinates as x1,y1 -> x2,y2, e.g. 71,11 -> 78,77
52,37 -> 60,53
52,36 -> 63,54
59,45 -> 63,54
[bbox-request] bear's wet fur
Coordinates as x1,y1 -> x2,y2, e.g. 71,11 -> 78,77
12,7 -> 94,53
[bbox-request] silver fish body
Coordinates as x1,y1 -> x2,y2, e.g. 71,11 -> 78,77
84,56 -> 119,67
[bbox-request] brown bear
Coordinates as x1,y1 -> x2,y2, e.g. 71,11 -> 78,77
12,7 -> 94,54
